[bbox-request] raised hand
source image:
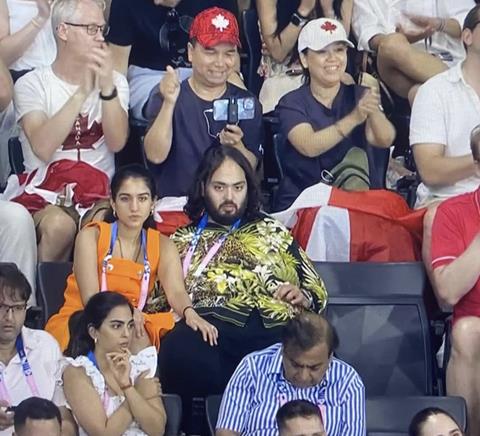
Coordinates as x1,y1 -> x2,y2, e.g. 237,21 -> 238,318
159,66 -> 181,105
107,349 -> 132,388
34,0 -> 51,22
219,124 -> 244,147
87,43 -> 115,95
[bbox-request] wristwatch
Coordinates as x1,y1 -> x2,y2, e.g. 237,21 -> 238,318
290,11 -> 309,28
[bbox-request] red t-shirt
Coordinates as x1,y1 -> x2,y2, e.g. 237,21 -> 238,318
431,188 -> 480,321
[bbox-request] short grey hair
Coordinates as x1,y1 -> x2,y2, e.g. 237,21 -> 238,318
51,0 -> 106,33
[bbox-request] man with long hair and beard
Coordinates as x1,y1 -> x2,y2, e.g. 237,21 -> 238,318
158,145 -> 327,433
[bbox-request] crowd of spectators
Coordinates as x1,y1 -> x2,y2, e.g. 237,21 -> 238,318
0,0 -> 480,434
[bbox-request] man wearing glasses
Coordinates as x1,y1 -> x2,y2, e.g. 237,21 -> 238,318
216,313 -> 365,436
1,0 -> 129,264
0,264 -> 76,436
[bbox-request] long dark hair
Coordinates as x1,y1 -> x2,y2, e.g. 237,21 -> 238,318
184,145 -> 262,223
65,292 -> 133,358
105,164 -> 157,229
409,407 -> 463,436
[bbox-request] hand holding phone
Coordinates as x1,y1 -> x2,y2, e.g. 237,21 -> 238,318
219,124 -> 244,147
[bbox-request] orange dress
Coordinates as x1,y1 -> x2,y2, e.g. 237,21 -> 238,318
45,221 -> 174,351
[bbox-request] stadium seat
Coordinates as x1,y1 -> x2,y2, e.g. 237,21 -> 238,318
36,262 -> 72,327
162,394 -> 182,436
367,395 -> 467,435
8,137 -> 24,175
241,8 -> 262,97
272,132 -> 286,181
326,294 -> 434,396
206,394 -> 222,436
313,262 -> 428,298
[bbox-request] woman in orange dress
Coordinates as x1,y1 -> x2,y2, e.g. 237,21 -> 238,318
46,164 -> 218,352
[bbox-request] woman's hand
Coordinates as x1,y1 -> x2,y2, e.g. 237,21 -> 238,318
133,308 -> 146,339
34,0 -> 51,23
274,283 -> 310,308
107,349 -> 132,389
184,308 -> 219,346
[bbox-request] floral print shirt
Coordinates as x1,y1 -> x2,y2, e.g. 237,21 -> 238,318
171,215 -> 328,328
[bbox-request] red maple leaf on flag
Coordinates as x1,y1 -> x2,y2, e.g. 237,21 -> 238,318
321,21 -> 337,33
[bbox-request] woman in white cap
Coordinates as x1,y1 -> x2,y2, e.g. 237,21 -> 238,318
256,0 -> 353,114
273,17 -> 395,211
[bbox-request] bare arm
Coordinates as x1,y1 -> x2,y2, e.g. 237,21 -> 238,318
433,233 -> 480,306
73,226 -> 100,305
0,0 -> 50,67
257,0 -> 315,63
364,89 -> 395,147
122,377 -> 166,435
339,0 -> 353,35
63,366 -> 133,436
158,235 -> 218,345
288,110 -> 365,158
59,406 -> 78,436
413,143 -> 476,188
143,66 -> 179,164
109,43 -> 131,76
0,55 -> 12,111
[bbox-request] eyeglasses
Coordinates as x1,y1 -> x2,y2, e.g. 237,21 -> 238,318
64,22 -> 110,36
0,303 -> 27,316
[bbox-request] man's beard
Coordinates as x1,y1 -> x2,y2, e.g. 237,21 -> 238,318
204,194 -> 248,226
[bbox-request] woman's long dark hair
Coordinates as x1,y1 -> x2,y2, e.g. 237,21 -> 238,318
184,145 -> 262,223
65,292 -> 133,358
408,407 -> 463,436
104,164 -> 157,229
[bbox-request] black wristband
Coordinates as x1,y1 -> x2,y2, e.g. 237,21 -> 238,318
182,305 -> 194,318
291,11 -> 308,27
100,86 -> 118,101
295,9 -> 310,19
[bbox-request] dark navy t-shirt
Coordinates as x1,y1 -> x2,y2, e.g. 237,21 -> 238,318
107,0 -> 237,70
144,80 -> 263,197
273,83 -> 368,211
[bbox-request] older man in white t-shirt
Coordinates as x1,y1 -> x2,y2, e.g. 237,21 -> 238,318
352,0 -> 474,100
410,5 -> 480,301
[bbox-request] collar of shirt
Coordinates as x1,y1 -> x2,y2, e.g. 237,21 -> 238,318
0,327 -> 38,370
446,61 -> 468,85
265,344 -> 330,389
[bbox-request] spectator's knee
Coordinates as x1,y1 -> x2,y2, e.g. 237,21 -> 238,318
378,33 -> 410,64
450,316 -> 480,362
37,208 -> 76,243
1,202 -> 34,228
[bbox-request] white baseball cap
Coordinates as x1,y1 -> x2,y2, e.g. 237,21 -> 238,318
298,18 -> 355,53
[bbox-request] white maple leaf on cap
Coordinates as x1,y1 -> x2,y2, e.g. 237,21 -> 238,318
212,14 -> 230,32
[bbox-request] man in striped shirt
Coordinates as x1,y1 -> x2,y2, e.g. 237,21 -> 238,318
216,312 -> 366,436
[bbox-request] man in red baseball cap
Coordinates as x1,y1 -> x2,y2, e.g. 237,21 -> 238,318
143,7 -> 263,200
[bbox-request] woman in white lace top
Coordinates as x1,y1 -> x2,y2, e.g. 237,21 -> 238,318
60,291 -> 166,436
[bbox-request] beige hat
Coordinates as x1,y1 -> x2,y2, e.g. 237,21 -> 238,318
298,18 -> 354,53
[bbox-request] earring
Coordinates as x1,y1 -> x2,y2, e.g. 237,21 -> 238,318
94,337 -> 98,344
113,209 -> 117,219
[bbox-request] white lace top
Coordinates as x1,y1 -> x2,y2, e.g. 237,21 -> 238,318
61,346 -> 157,436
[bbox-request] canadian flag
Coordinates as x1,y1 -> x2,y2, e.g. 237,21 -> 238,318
272,183 -> 425,262
153,183 -> 426,262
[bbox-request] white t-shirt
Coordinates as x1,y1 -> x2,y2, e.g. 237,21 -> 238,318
6,0 -> 56,71
410,62 -> 480,206
352,0 -> 474,65
1,66 -> 129,212
0,327 -> 63,436
61,346 -> 157,436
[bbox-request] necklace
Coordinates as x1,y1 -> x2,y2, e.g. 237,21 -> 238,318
118,237 -> 141,262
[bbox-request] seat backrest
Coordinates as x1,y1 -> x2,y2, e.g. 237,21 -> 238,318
36,262 -> 72,328
206,394 -> 223,436
162,394 -> 182,436
314,262 -> 427,298
8,137 -> 25,175
326,295 -> 433,396
366,396 -> 467,433
241,8 -> 262,97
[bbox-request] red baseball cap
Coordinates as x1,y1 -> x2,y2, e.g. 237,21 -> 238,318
189,7 -> 241,49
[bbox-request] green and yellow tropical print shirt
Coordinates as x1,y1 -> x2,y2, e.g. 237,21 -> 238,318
171,214 -> 328,328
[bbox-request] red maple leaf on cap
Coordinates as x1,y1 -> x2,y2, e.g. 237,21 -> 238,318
321,21 -> 337,33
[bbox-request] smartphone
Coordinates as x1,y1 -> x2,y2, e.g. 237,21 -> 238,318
213,97 -> 255,124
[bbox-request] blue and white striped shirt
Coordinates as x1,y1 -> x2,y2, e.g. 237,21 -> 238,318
216,343 -> 366,436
